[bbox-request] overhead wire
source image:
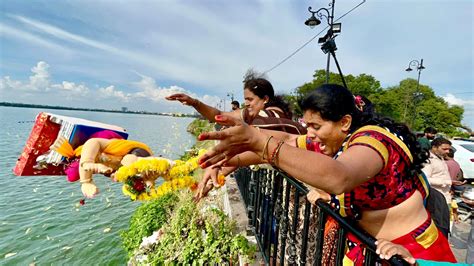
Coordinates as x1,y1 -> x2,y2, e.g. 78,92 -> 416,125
263,0 -> 366,74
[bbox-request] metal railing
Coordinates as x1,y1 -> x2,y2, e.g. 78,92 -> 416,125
234,167 -> 409,266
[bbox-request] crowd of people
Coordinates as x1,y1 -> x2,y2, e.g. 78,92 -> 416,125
174,72 -> 462,264
58,69 -> 469,264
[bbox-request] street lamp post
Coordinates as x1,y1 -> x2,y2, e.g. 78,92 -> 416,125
227,92 -> 234,102
305,0 -> 347,88
404,59 -> 426,127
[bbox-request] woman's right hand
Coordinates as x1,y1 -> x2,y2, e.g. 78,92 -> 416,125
198,114 -> 265,168
194,167 -> 220,201
165,93 -> 196,106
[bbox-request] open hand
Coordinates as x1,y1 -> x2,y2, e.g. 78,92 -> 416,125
165,93 -> 197,106
198,114 -> 263,168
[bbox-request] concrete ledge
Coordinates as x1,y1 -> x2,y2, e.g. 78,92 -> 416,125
222,175 -> 265,266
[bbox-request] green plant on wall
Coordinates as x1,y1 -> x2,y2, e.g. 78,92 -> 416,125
145,193 -> 256,265
121,192 -> 179,257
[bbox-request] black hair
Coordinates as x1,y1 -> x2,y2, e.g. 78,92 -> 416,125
431,137 -> 451,148
243,70 -> 275,101
267,95 -> 293,118
424,127 -> 437,134
231,100 -> 240,106
447,148 -> 455,158
299,83 -> 428,177
129,148 -> 151,157
243,69 -> 293,118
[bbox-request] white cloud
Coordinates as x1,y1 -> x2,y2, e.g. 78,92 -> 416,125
0,22 -> 72,53
29,61 -> 50,90
52,81 -> 89,94
443,93 -> 474,107
1,61 -> 221,112
0,61 -> 51,91
443,93 -> 474,129
98,85 -> 129,101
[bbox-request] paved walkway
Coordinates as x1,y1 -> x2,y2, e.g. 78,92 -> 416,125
450,220 -> 471,263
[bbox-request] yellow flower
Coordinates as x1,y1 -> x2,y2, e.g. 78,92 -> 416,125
115,152 -> 206,201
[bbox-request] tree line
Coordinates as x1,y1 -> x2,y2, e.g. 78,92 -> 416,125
283,69 -> 469,137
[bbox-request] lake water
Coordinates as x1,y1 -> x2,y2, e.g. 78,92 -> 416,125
0,107 -> 196,265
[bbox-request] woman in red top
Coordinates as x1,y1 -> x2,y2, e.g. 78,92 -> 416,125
197,84 -> 456,264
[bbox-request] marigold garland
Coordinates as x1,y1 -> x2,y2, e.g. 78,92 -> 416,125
115,149 -> 206,201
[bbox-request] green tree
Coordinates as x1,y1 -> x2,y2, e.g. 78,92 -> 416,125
291,70 -> 466,136
293,69 -> 382,117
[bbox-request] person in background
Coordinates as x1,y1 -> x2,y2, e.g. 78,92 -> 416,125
198,84 -> 456,263
446,148 -> 466,191
166,70 -> 305,193
231,100 -> 240,111
166,69 -> 295,124
418,127 -> 437,152
422,137 -> 453,238
423,138 -> 453,204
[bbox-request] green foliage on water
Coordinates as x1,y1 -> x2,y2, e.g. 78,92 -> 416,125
121,192 -> 179,257
143,193 -> 256,265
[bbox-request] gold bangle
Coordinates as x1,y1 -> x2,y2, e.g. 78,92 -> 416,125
262,136 -> 273,161
271,141 -> 285,166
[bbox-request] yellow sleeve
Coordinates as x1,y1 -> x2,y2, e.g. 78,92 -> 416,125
297,135 -> 308,149
348,136 -> 389,167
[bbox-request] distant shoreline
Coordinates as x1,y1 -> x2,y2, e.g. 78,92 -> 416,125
0,102 -> 198,118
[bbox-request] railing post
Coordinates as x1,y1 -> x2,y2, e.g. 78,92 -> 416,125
299,200 -> 312,265
279,181 -> 291,266
272,172 -> 284,266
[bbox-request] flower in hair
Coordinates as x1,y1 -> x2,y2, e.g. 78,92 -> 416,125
354,95 -> 366,112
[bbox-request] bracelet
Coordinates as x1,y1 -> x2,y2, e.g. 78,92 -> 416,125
262,136 -> 273,161
269,140 -> 285,166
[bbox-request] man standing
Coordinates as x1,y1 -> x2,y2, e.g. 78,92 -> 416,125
422,137 -> 453,237
231,100 -> 240,111
418,127 -> 437,152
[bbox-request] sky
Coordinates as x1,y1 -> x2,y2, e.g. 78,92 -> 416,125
1,0 -> 473,128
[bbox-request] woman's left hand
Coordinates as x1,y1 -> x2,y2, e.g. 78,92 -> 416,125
375,239 -> 416,265
307,188 -> 331,205
198,114 -> 265,168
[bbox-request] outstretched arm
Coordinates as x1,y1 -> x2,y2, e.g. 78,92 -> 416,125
166,93 -> 240,122
198,114 -> 384,195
